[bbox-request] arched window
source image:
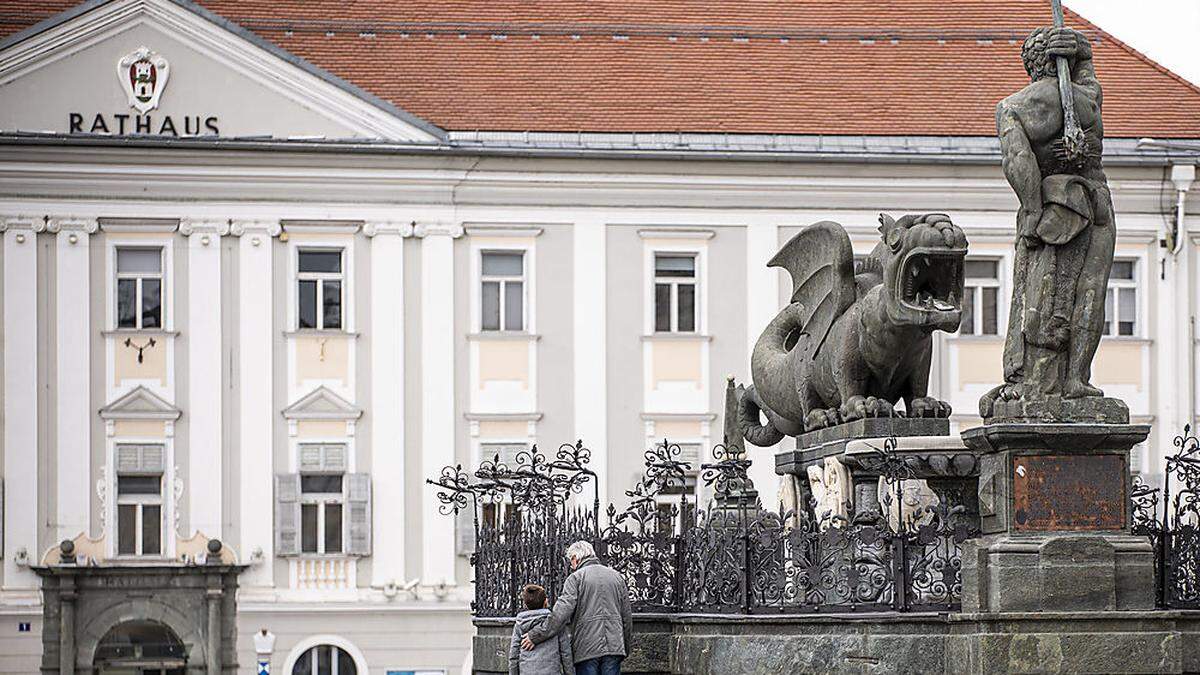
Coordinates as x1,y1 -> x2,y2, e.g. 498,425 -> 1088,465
291,643 -> 358,675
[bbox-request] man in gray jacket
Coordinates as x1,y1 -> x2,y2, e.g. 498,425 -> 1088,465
521,541 -> 633,675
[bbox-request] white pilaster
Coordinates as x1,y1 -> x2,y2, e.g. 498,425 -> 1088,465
365,220 -> 412,587
573,218 -> 609,503
2,216 -> 43,588
232,219 -> 279,584
48,217 -> 98,542
180,218 -> 227,539
745,222 -> 781,502
415,221 -> 462,585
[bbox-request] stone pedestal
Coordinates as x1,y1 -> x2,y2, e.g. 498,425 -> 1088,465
960,421 -> 1154,613
775,419 -> 978,525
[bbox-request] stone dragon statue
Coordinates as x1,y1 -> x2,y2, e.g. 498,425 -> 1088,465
738,214 -> 969,446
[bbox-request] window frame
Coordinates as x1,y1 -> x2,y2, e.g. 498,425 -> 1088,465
108,241 -> 172,332
470,239 -> 535,335
1104,258 -> 1140,338
479,250 -> 527,332
296,248 -> 346,332
114,465 -> 164,558
114,246 -> 165,330
959,257 -> 1002,337
298,442 -> 348,556
652,252 -> 700,334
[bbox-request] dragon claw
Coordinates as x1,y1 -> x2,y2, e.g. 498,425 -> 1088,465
804,408 -> 840,432
908,396 -> 952,419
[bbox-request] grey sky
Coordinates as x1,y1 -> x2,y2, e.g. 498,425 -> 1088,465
1067,0 -> 1200,86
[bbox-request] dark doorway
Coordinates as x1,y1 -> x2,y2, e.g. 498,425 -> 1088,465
93,620 -> 187,675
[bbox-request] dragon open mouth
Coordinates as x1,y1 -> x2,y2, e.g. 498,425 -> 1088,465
898,249 -> 964,313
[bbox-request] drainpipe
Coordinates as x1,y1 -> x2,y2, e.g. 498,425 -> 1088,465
1170,164 -> 1196,445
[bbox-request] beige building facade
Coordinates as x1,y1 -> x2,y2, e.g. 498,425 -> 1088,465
0,1 -> 1198,673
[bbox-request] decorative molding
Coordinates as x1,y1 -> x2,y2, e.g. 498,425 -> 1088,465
178,218 -> 230,237
640,333 -> 713,342
282,385 -> 363,420
362,221 -> 414,237
46,217 -> 98,234
1,216 -> 46,234
98,218 -> 180,234
465,225 -> 545,238
281,220 -> 361,235
638,228 -> 717,240
412,222 -> 465,238
638,412 -> 718,421
463,412 -> 544,422
466,332 -> 541,342
99,385 -> 182,421
229,219 -> 282,238
95,465 -> 108,532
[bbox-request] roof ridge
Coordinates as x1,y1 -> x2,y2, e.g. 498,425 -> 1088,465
1064,6 -> 1200,97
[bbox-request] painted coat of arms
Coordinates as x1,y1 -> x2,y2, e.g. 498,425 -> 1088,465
117,46 -> 170,113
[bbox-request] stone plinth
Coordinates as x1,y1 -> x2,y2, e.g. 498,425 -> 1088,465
474,611 -> 1200,674
776,422 -> 978,524
960,421 -> 1154,614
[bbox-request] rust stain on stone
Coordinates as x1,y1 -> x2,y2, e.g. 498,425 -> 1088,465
1012,454 -> 1126,531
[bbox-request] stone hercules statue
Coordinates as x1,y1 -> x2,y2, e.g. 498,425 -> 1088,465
979,9 -> 1121,420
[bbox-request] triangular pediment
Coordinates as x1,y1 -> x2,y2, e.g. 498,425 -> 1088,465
0,0 -> 442,142
100,385 -> 181,420
283,386 -> 362,420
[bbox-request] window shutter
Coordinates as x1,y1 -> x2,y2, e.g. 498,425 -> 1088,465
116,444 -> 164,473
456,504 -> 476,555
299,444 -> 347,472
275,474 -> 301,556
346,473 -> 372,556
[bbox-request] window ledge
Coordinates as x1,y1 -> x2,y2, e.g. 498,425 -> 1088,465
641,333 -> 712,342
102,329 -> 180,338
284,330 -> 360,338
467,332 -> 541,341
1100,336 -> 1152,345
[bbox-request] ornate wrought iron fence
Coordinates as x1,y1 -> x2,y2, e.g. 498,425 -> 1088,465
428,437 -> 972,617
1132,425 -> 1200,609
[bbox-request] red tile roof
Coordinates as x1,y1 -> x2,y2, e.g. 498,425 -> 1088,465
3,0 -> 1198,137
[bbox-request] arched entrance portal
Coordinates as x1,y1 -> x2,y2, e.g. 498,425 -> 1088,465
93,620 -> 187,675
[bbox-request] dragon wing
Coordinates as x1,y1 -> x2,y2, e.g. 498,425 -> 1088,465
769,221 -> 856,358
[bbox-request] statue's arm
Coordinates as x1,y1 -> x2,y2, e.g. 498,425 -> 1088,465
996,103 -> 1042,245
1051,27 -> 1101,104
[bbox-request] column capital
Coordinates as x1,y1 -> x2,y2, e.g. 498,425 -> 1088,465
363,221 -> 415,238
1,215 -> 47,234
412,221 -> 464,238
229,219 -> 282,238
46,217 -> 98,235
179,218 -> 231,237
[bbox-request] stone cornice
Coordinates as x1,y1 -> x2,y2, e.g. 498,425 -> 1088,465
412,222 -> 464,238
363,220 -> 414,237
179,218 -> 231,236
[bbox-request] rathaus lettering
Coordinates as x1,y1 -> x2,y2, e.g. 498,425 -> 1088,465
68,113 -> 219,136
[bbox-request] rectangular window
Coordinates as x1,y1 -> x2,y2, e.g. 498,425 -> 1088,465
480,251 -> 525,331
298,442 -> 347,555
959,259 -> 1000,336
1104,259 -> 1138,337
297,249 -> 344,330
654,254 -> 698,333
115,247 -> 164,329
115,445 -> 164,557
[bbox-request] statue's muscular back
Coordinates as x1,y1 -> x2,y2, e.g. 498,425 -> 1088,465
1002,76 -> 1105,180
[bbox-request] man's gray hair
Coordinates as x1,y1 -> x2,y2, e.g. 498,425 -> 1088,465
565,540 -> 595,561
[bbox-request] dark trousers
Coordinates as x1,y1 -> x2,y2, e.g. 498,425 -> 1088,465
575,655 -> 622,675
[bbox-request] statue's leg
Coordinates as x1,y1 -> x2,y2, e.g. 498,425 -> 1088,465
1021,244 -> 1065,397
1065,195 -> 1116,399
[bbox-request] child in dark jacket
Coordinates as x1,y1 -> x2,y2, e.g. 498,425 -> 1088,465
509,584 -> 574,675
